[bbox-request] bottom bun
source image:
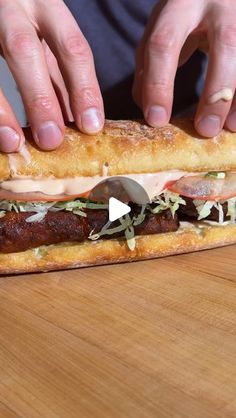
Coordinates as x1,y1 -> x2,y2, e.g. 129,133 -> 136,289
0,221 -> 236,275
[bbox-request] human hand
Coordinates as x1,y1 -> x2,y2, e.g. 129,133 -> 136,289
133,0 -> 236,137
0,0 -> 104,152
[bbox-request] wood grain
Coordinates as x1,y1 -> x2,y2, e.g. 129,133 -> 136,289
0,246 -> 236,418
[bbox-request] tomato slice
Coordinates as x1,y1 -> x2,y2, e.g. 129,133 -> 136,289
168,173 -> 236,201
0,190 -> 90,202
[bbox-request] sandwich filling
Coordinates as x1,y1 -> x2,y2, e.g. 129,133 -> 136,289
0,171 -> 236,254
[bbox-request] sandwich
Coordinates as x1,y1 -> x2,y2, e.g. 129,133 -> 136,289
1,118 -> 236,275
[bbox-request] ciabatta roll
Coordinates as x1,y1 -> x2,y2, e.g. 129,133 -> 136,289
1,119 -> 236,275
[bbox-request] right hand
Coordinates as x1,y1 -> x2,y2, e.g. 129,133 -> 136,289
0,0 -> 104,152
133,0 -> 236,138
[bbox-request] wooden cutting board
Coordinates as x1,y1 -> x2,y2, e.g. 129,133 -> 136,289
0,245 -> 236,418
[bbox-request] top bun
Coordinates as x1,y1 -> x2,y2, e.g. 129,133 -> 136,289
0,119 -> 236,180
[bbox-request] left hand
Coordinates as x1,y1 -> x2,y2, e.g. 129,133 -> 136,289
133,0 -> 236,137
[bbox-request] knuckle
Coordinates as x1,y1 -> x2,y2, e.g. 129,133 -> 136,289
70,87 -> 100,107
4,31 -> 37,58
144,79 -> 172,104
145,79 -> 171,92
28,94 -> 54,113
148,28 -> 176,53
61,34 -> 91,60
216,24 -> 236,48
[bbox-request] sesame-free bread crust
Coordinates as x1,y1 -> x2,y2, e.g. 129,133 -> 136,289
1,119 -> 236,275
1,119 -> 236,180
1,222 -> 236,275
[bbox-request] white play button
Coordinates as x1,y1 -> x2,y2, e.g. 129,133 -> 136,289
109,197 -> 131,222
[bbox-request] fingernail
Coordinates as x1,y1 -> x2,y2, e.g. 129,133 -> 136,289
226,111 -> 236,131
0,127 -> 20,153
36,122 -> 63,150
197,115 -> 221,137
81,108 -> 103,134
146,106 -> 167,127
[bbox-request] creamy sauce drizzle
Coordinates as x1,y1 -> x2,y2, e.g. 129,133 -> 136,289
19,143 -> 31,164
7,154 -> 19,175
208,88 -> 233,104
0,171 -> 188,200
7,143 -> 31,175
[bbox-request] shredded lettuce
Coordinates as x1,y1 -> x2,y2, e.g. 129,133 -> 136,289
125,225 -> 136,251
26,212 -> 48,223
193,196 -> 236,224
0,192 -> 186,250
193,200 -> 215,220
89,208 -> 146,251
149,192 -> 186,217
206,171 -> 226,179
0,210 -> 6,218
193,200 -> 225,224
0,199 -> 109,223
227,198 -> 236,222
133,204 -> 146,226
120,214 -> 136,251
34,246 -> 48,259
89,222 -> 128,240
218,202 -> 224,224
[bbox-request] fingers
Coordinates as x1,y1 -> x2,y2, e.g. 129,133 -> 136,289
133,1 -> 167,110
0,2 -> 64,150
42,40 -> 74,123
143,26 -> 188,126
225,94 -> 236,132
222,32 -> 236,132
195,22 -> 236,137
0,88 -> 24,152
36,1 -> 104,134
132,42 -> 145,108
178,35 -> 199,67
139,3 -> 202,128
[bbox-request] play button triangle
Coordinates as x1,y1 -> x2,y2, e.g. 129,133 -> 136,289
109,197 -> 131,222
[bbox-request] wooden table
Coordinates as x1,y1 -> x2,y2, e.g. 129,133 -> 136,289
0,246 -> 236,418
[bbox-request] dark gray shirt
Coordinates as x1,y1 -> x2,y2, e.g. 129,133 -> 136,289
64,0 -> 205,119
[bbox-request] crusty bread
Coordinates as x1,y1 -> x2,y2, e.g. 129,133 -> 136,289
1,221 -> 236,275
1,119 -> 236,181
1,119 -> 236,275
